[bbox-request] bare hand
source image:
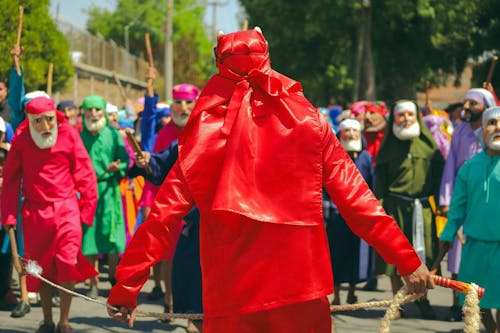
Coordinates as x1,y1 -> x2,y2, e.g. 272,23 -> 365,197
10,45 -> 23,59
401,263 -> 435,294
135,152 -> 151,169
107,159 -> 121,172
436,205 -> 449,217
107,303 -> 136,328
145,67 -> 156,81
3,225 -> 15,232
483,81 -> 495,93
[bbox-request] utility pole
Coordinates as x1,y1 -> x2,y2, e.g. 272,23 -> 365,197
207,1 -> 228,41
165,0 -> 174,101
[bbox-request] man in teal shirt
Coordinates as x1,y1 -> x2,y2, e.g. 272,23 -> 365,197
440,106 -> 500,333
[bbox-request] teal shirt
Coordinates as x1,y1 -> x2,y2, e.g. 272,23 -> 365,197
8,66 -> 25,130
440,152 -> 500,242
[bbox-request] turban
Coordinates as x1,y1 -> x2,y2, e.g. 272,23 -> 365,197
465,88 -> 496,108
57,100 -> 77,111
338,118 -> 361,132
25,96 -> 56,115
172,84 -> 200,100
82,95 -> 106,111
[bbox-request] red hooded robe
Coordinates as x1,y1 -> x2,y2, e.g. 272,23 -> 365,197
109,29 -> 421,332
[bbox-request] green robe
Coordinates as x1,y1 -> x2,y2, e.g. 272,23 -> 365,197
375,104 -> 444,276
81,126 -> 130,255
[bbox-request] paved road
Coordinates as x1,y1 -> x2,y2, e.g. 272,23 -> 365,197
0,261 -> 485,332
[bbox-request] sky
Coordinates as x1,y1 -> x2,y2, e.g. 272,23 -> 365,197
50,0 -> 242,35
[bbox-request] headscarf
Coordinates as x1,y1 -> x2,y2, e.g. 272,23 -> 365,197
82,95 -> 107,111
178,28 -> 323,225
172,84 -> 200,100
464,88 -> 496,108
377,100 -> 441,165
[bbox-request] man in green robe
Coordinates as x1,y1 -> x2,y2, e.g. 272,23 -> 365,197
80,95 -> 130,299
375,100 -> 444,319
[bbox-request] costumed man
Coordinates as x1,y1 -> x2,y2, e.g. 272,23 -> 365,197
437,88 -> 496,321
80,95 -> 130,299
363,101 -> 389,165
327,118 -> 375,305
376,100 -> 444,319
440,106 -> 500,333
1,96 -> 98,333
107,28 -> 434,333
57,100 -> 82,132
139,65 -> 200,317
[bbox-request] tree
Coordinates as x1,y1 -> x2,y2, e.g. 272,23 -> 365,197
86,0 -> 213,91
238,0 -> 485,104
0,0 -> 73,92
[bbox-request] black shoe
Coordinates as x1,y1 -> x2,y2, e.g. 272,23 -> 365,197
11,301 -> 31,318
147,286 -> 164,301
448,305 -> 463,322
415,299 -> 436,320
361,279 -> 378,291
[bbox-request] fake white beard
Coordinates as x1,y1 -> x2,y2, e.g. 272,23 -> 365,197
29,121 -> 58,149
393,122 -> 420,140
488,133 -> 500,151
171,111 -> 190,128
85,116 -> 107,133
340,138 -> 362,152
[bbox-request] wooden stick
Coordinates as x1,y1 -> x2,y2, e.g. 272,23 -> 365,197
125,129 -> 152,174
8,228 -> 23,274
430,245 -> 448,275
424,80 -> 430,108
144,33 -> 155,89
112,71 -> 127,101
14,6 -> 24,76
486,55 -> 498,84
241,19 -> 248,31
46,63 -> 53,96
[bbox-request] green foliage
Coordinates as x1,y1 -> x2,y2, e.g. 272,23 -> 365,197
239,0 -> 490,104
0,0 -> 73,92
86,0 -> 213,90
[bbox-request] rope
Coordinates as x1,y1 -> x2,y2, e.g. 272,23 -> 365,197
24,260 -> 481,331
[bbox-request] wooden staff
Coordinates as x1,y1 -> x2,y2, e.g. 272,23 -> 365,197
430,245 -> 448,275
125,128 -> 152,174
486,55 -> 498,84
424,80 -> 430,110
112,71 -> 127,101
8,228 -> 23,274
46,63 -> 53,96
14,6 -> 24,76
144,33 -> 155,89
241,19 -> 248,31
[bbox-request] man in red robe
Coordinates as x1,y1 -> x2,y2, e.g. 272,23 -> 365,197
108,29 -> 433,333
2,96 -> 98,333
363,102 -> 389,164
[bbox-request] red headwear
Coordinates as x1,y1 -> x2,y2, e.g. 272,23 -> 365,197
25,96 -> 56,115
178,29 -> 323,225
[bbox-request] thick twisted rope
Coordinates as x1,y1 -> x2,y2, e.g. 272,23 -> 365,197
25,260 -> 481,330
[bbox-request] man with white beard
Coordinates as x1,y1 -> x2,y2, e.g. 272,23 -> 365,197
440,106 -> 500,332
375,100 -> 444,319
1,96 -> 98,333
80,95 -> 130,300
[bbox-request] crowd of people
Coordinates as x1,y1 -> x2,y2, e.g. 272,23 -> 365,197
0,27 -> 499,333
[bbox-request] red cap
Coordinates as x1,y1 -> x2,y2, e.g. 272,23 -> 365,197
25,97 -> 56,115
365,104 -> 388,116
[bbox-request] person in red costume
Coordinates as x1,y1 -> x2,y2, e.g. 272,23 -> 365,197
2,96 -> 98,333
363,102 -> 389,165
107,28 -> 434,332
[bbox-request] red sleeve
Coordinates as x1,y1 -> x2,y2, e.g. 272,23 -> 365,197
321,119 -> 421,276
108,161 -> 194,308
71,128 -> 98,226
1,136 -> 23,226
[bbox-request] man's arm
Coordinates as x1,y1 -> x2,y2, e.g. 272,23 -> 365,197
71,128 -> 98,226
108,161 -> 194,325
8,45 -> 25,130
127,141 -> 178,185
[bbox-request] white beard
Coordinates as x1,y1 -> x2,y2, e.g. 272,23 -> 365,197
29,121 -> 58,149
393,122 -> 420,140
341,138 -> 362,152
171,111 -> 190,128
488,133 -> 500,151
85,116 -> 107,133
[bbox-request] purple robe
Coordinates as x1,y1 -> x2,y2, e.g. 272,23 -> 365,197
439,122 -> 482,274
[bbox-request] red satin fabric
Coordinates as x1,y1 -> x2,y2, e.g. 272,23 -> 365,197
109,30 -> 421,326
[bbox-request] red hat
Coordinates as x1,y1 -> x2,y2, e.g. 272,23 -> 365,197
25,97 -> 56,115
365,102 -> 389,116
